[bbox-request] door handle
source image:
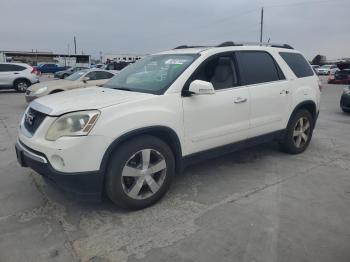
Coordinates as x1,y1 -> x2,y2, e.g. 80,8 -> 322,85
13,72 -> 19,74
280,90 -> 289,95
234,97 -> 247,104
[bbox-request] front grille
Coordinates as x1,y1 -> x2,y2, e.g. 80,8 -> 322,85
23,107 -> 47,135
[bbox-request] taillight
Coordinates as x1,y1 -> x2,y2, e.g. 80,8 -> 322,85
31,67 -> 38,75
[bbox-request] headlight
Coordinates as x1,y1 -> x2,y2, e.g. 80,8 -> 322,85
46,110 -> 100,141
33,86 -> 47,95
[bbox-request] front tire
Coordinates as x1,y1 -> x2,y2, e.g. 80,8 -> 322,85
62,74 -> 69,79
105,135 -> 175,210
280,109 -> 314,154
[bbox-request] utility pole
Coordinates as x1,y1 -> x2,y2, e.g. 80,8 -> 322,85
74,36 -> 77,54
260,7 -> 264,44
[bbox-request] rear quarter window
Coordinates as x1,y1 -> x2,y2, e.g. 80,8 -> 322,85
279,52 -> 314,78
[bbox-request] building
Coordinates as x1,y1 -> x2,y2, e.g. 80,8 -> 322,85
0,50 -> 91,67
102,53 -> 145,63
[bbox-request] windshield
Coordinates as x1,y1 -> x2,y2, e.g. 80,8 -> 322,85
65,70 -> 88,81
103,54 -> 198,94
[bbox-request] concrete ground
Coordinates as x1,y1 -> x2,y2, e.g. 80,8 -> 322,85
0,77 -> 349,262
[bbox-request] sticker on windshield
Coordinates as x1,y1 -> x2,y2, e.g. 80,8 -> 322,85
165,59 -> 188,65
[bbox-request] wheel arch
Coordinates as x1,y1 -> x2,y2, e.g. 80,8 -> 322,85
288,100 -> 317,127
13,77 -> 31,86
100,126 -> 183,174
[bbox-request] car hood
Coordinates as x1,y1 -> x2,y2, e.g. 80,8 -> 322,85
29,86 -> 154,116
28,80 -> 77,92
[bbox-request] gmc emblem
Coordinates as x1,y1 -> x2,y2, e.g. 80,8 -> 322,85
24,112 -> 35,126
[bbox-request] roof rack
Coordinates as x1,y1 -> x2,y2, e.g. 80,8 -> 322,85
216,41 -> 294,49
173,45 -> 208,49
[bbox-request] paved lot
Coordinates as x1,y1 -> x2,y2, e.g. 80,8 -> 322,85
0,77 -> 350,262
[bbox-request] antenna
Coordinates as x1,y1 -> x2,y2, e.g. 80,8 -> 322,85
260,8 -> 264,44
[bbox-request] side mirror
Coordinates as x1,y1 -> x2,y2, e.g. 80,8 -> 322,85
188,80 -> 215,95
82,77 -> 90,83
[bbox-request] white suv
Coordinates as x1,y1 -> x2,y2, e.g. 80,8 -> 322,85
15,42 -> 321,209
0,63 -> 39,92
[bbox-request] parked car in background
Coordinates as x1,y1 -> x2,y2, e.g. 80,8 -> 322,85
54,66 -> 89,79
328,69 -> 350,84
0,63 -> 39,92
103,61 -> 132,71
311,65 -> 320,75
25,69 -> 115,102
340,86 -> 350,113
317,64 -> 339,75
36,64 -> 68,74
16,42 -> 321,209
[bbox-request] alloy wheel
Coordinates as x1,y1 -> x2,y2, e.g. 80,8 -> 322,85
293,117 -> 311,148
121,149 -> 167,200
17,82 -> 28,92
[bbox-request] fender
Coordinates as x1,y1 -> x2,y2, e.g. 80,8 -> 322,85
99,125 -> 183,173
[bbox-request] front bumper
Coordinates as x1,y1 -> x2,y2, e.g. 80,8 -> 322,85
15,140 -> 104,200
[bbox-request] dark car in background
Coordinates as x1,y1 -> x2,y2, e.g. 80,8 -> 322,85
35,63 -> 68,74
54,66 -> 89,79
340,86 -> 350,113
328,69 -> 350,84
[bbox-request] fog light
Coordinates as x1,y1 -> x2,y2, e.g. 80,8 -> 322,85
51,154 -> 65,169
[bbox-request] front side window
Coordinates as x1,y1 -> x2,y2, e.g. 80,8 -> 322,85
192,55 -> 238,90
280,52 -> 314,78
236,51 -> 282,85
104,54 -> 198,94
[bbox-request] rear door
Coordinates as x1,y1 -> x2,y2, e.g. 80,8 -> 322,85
0,64 -> 25,86
182,53 -> 250,155
236,51 -> 291,137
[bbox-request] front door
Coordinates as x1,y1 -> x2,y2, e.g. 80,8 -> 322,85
182,54 -> 250,155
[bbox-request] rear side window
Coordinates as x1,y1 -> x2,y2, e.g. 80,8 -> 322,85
279,52 -> 314,78
236,51 -> 283,85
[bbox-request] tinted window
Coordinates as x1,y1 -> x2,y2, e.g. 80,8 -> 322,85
0,64 -> 26,72
193,56 -> 237,90
236,51 -> 282,85
280,52 -> 314,78
91,71 -> 114,80
98,71 -> 114,79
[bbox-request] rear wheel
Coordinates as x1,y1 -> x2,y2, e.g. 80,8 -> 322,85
105,135 -> 175,210
14,79 -> 30,92
280,109 -> 314,154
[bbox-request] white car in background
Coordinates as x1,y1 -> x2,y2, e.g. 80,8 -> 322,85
317,64 -> 339,75
0,63 -> 39,92
25,69 -> 116,102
